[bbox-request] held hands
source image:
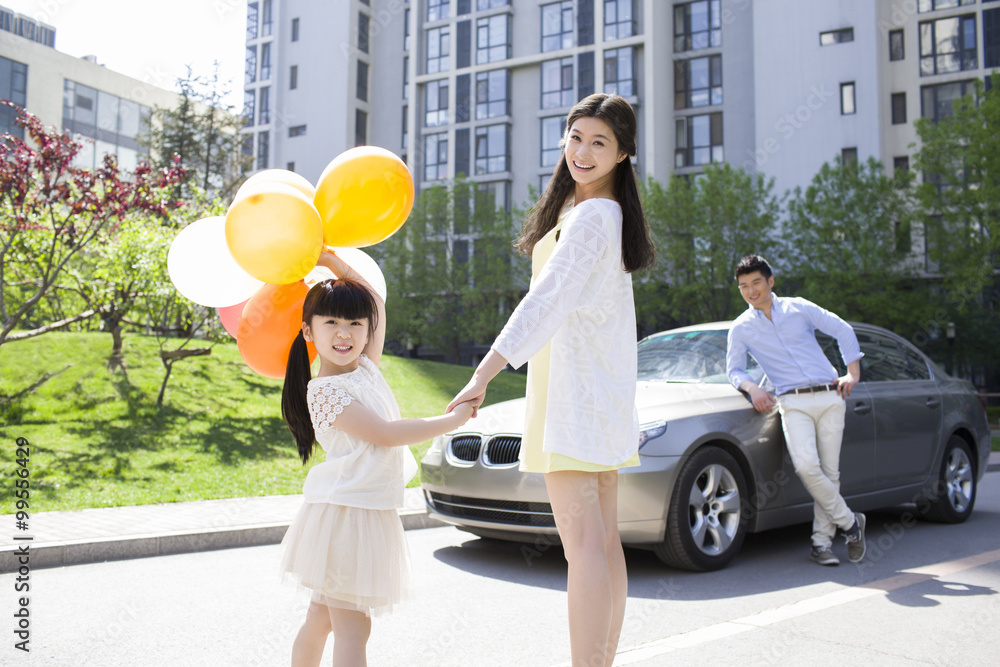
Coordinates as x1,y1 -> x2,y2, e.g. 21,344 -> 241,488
449,400 -> 476,425
748,386 -> 776,413
447,375 -> 489,418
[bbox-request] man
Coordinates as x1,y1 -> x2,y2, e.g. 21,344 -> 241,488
725,255 -> 866,566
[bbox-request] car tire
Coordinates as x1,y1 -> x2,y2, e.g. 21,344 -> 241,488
654,446 -> 749,572
916,435 -> 977,524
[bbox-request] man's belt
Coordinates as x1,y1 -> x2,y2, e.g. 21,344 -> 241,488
780,382 -> 839,396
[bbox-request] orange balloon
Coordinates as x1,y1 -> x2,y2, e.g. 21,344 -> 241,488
314,146 -> 415,248
225,182 -> 323,285
234,169 -> 316,202
236,281 -> 316,379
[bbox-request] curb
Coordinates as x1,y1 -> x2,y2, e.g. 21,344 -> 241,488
0,508 -> 445,574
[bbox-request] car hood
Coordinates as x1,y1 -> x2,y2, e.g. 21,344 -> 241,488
466,381 -> 749,437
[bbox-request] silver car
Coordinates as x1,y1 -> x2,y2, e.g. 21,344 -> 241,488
420,322 -> 991,571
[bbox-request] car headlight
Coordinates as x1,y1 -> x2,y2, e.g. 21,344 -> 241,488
427,435 -> 444,455
638,420 -> 667,450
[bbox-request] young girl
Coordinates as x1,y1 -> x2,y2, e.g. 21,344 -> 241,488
448,93 -> 655,667
281,250 -> 474,667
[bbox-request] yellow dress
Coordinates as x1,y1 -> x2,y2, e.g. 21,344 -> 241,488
519,212 -> 641,473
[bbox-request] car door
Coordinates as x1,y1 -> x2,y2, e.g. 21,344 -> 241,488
854,329 -> 942,488
778,333 -> 878,507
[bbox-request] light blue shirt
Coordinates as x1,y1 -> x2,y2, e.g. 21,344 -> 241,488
726,295 -> 864,396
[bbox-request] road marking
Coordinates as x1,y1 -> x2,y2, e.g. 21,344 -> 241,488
608,548 -> 1000,666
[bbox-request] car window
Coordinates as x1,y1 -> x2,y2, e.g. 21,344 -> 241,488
900,344 -> 931,380
637,329 -> 763,384
816,333 -> 847,376
856,331 -> 927,382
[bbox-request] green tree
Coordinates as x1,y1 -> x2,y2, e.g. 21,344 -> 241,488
142,64 -> 250,202
639,163 -> 782,332
784,156 -> 930,337
913,74 -> 1000,384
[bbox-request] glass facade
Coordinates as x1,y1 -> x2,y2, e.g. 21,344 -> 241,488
475,124 -> 509,174
675,55 -> 721,109
477,14 -> 511,64
542,1 -> 574,52
919,15 -> 978,76
476,69 -> 509,119
674,0 -> 722,52
675,112 -> 723,168
0,56 -> 27,139
604,47 -> 634,96
541,57 -> 574,108
62,80 -> 149,172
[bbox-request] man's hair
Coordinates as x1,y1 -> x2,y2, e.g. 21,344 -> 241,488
734,255 -> 773,280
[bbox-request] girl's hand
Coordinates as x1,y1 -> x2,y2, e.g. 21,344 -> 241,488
451,401 -> 476,423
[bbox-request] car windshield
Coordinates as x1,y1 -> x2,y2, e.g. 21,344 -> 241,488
637,329 -> 763,384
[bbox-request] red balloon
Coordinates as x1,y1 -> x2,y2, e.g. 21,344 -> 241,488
236,281 -> 316,379
217,299 -> 249,339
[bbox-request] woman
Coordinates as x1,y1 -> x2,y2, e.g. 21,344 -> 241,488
447,93 -> 655,666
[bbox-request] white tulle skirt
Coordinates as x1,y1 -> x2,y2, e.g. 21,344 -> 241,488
279,501 -> 412,618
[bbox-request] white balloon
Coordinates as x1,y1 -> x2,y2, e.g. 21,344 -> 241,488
167,216 -> 265,307
302,247 -> 388,303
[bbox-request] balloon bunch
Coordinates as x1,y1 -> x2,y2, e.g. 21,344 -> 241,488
168,147 -> 413,379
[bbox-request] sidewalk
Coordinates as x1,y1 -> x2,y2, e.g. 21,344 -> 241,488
0,487 -> 442,574
4,453 -> 999,574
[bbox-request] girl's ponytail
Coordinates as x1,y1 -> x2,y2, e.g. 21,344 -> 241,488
281,331 -> 316,463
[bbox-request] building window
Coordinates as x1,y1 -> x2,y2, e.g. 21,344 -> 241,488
985,7 -> 1000,68
917,0 -> 975,12
891,92 -> 907,124
356,110 -> 367,146
820,28 -> 854,45
290,65 -> 298,90
427,26 -> 450,73
257,131 -> 270,170
475,124 -> 509,174
357,61 -> 368,101
477,14 -> 511,64
402,105 -> 408,151
542,1 -> 574,52
291,17 -> 299,42
260,42 -> 272,80
261,0 -> 273,36
426,79 -> 449,126
476,181 -> 510,213
428,0 -> 449,21
403,56 -> 409,98
0,56 -> 27,139
245,46 -> 257,84
605,0 -> 633,41
477,0 -> 508,9
247,3 -> 259,40
894,156 -> 910,174
919,15 -> 977,76
841,147 -> 858,166
243,89 -> 255,127
289,124 -> 307,137
603,47 -> 634,96
841,82 -> 856,115
541,116 -> 566,167
476,69 -> 509,119
404,8 -> 411,50
674,0 -> 722,52
287,161 -> 296,172
921,79 -> 975,121
675,112 -> 722,168
541,57 -> 574,108
889,29 -> 905,61
674,55 -> 722,109
425,133 -> 449,181
258,86 -> 270,124
456,73 -> 471,122
358,13 -> 370,53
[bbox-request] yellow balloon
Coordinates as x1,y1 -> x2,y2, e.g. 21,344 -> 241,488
225,182 -> 323,285
314,147 -> 415,248
234,169 -> 316,202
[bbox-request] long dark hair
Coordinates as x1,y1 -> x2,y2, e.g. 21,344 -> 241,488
281,278 -> 380,464
517,93 -> 655,272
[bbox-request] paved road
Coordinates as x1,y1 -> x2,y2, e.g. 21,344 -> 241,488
3,473 -> 999,666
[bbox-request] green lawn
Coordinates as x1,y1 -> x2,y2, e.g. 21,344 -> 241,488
0,332 -> 525,513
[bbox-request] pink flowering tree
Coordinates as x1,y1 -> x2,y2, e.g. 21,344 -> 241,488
0,102 -> 184,350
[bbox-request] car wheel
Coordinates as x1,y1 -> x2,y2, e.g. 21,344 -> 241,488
654,446 -> 749,572
916,435 -> 976,523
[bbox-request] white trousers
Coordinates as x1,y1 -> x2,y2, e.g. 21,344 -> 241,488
776,391 -> 855,549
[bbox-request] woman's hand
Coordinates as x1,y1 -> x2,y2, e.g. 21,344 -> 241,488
447,376 -> 489,418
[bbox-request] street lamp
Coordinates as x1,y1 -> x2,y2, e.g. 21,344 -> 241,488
946,322 -> 956,376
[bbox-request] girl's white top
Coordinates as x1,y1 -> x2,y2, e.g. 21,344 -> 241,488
303,354 -> 417,509
493,198 -> 640,466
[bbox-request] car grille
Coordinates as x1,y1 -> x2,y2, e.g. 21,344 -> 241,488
428,492 -> 556,527
449,435 -> 482,462
484,435 -> 521,466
